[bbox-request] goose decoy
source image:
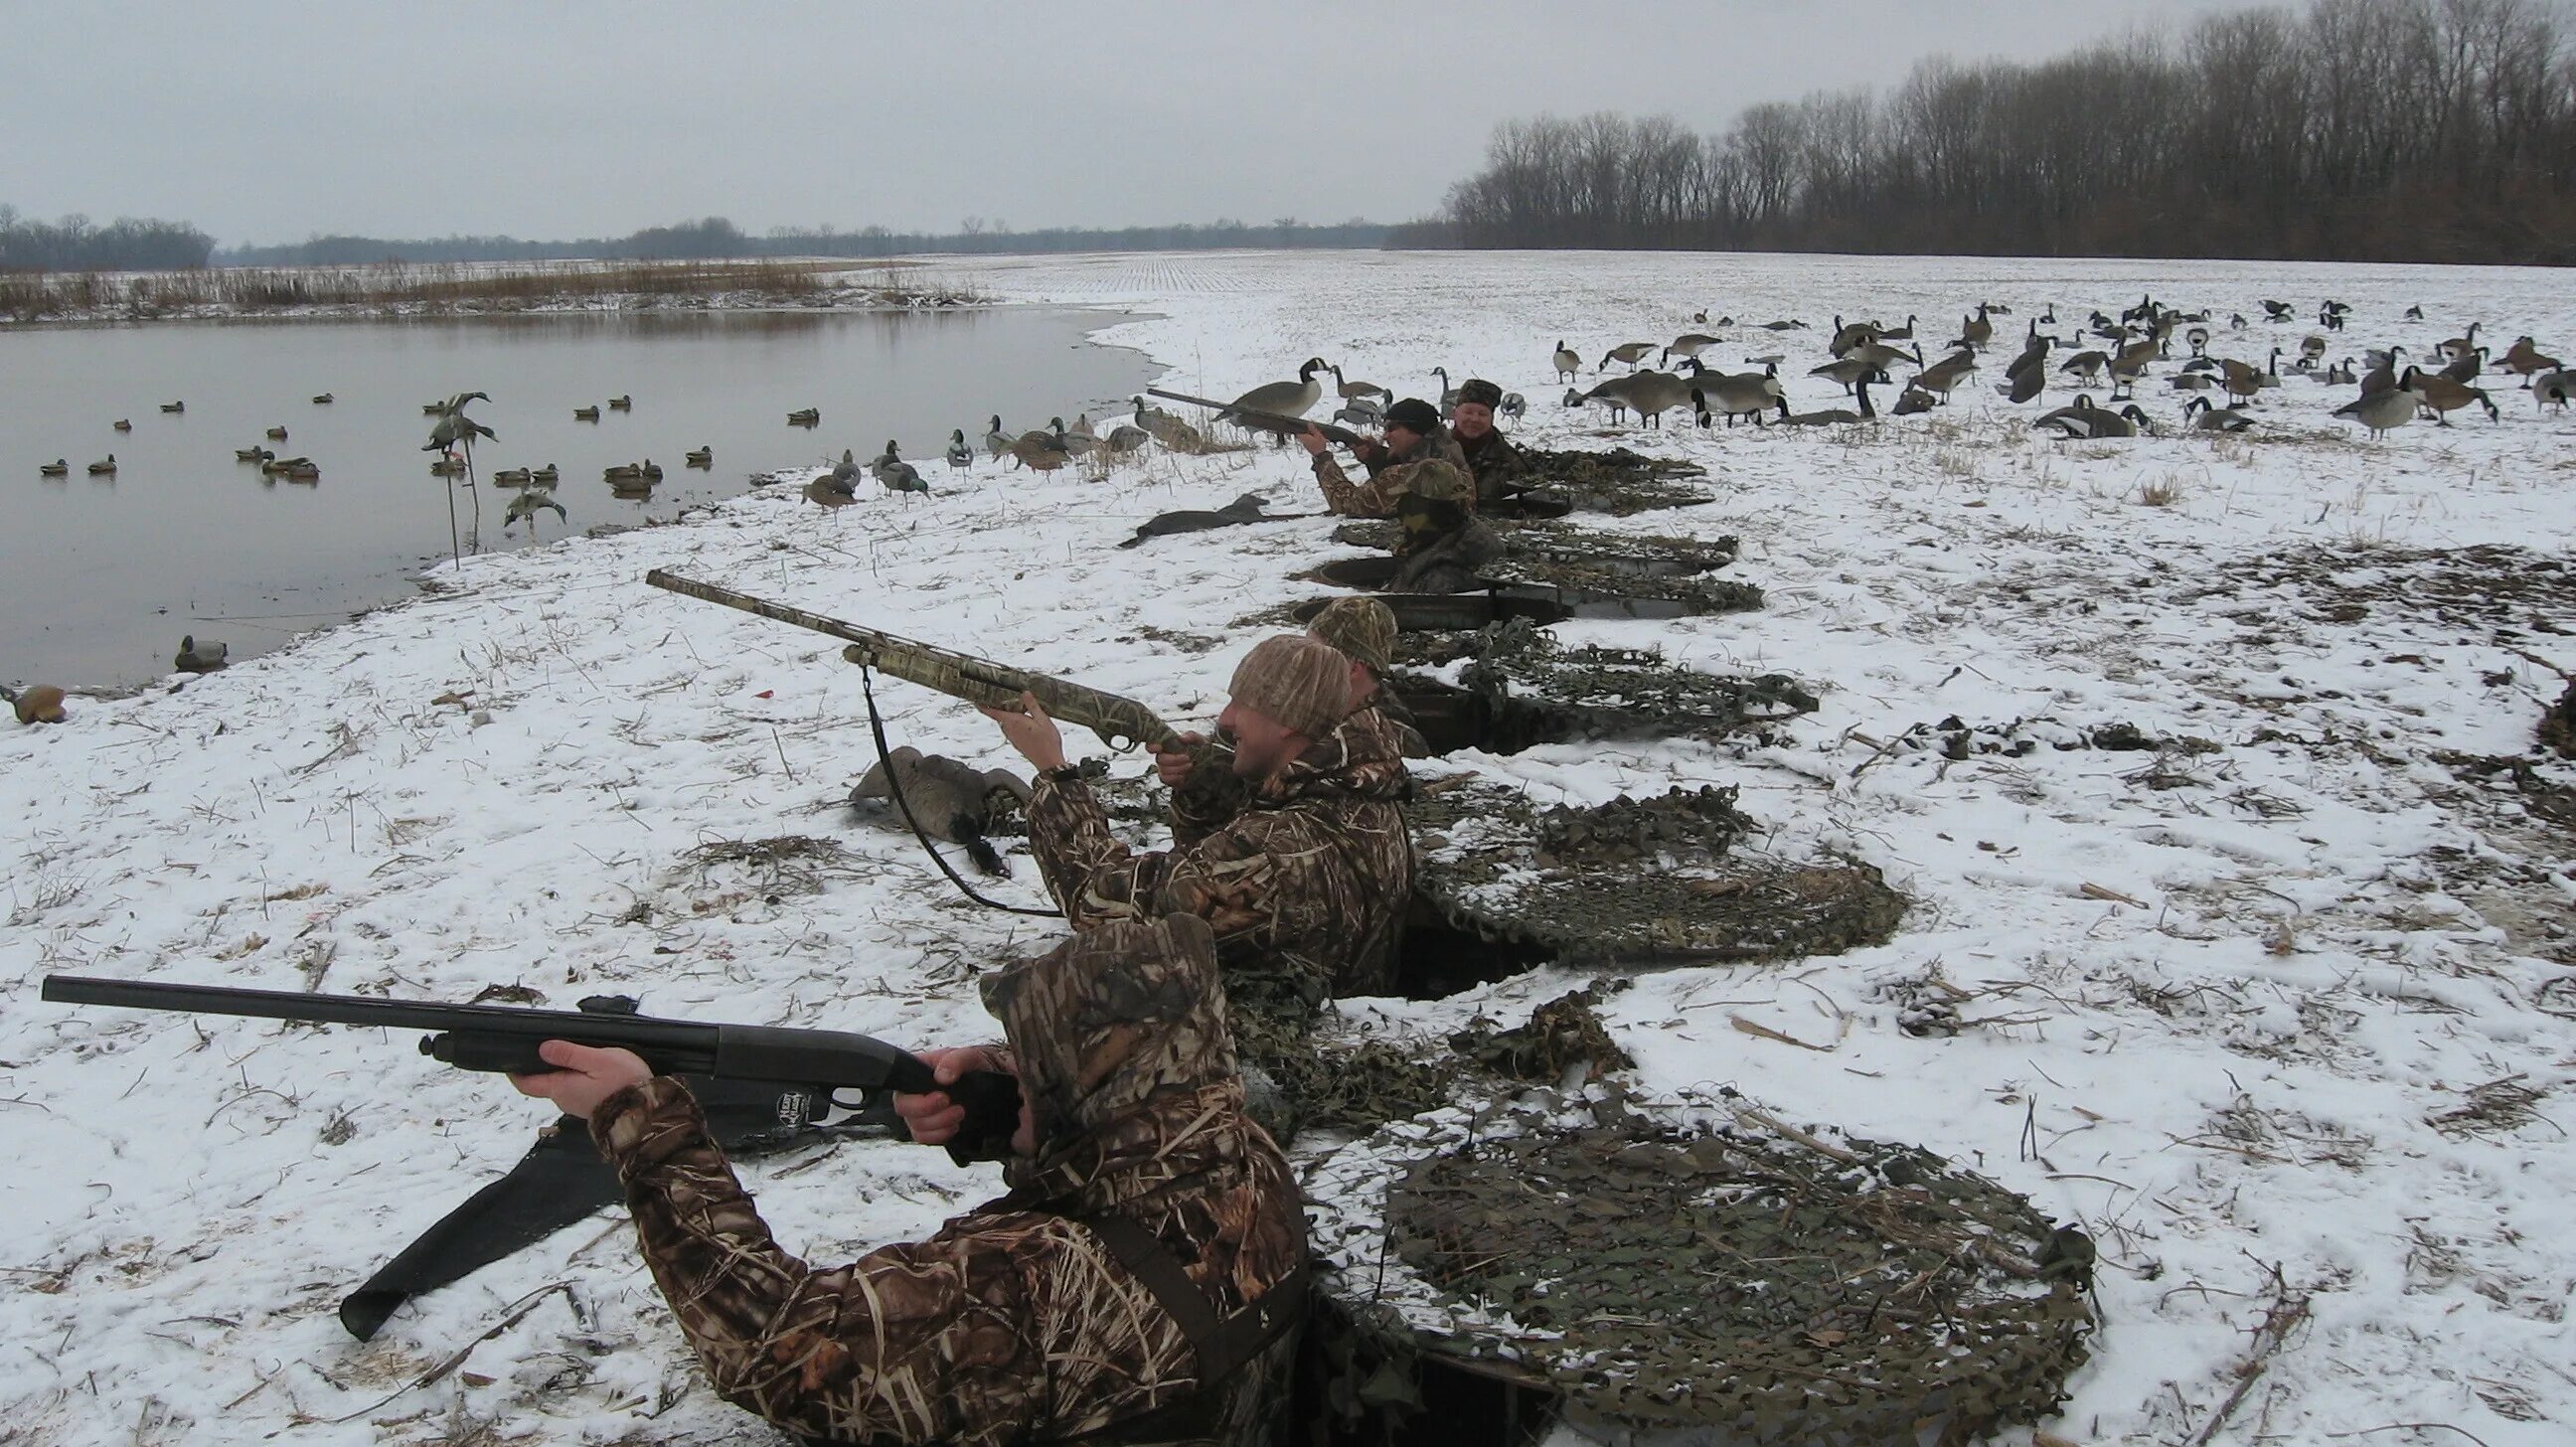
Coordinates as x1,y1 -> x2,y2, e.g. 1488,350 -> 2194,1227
2218,349 -> 2281,403
175,635 -> 228,673
1552,341 -> 1581,383
2324,358 -> 2357,386
2319,299 -> 2352,331
1690,372 -> 1787,427
160,401 -> 185,413
1333,397 -> 1384,428
1662,333 -> 1720,366
1758,318 -> 1808,331
1498,392 -> 1526,423
826,449 -> 864,491
86,454 -> 117,475
1430,366 -> 1461,418
423,401 -> 495,456
1133,398 -> 1204,452
1909,350 -> 1979,403
1827,315 -> 1879,356
685,446 -> 715,468
1783,376 -> 1877,426
2059,347 -> 2110,385
2298,334 -> 2329,368
1330,365 -> 1389,402
1101,422 -> 1150,454
2183,397 -> 2254,432
1221,357 -> 1329,425
944,430 -> 974,468
264,425 -> 289,440
2437,323 -> 2482,362
573,405 -> 602,422
1598,342 -> 1657,372
2033,394 -> 2104,434
606,395 -> 633,411
38,458 -> 69,477
1068,411 -> 1096,440
2501,337 -> 2561,385
871,441 -> 929,500
1609,370 -> 1696,427
2404,305 -> 2426,321
2405,368 -> 2499,424
1562,387 -> 1586,409
112,418 -> 132,432
2359,347 -> 2405,397
502,489 -> 567,531
2168,370 -> 2217,393
1890,384 -> 1940,416
1877,314 -> 1919,343
491,467 -> 533,486
1049,416 -> 1100,456
1117,492 -> 1277,549
787,407 -> 822,426
1807,354 -> 1882,396
2260,299 -> 2295,321
2439,346 -> 2488,385
311,393 -> 334,404
2334,385 -> 2417,438
531,464 -> 560,485
235,445 -> 274,463
984,414 -> 1016,459
1577,376 -> 1641,424
2532,369 -> 2572,412
1954,305 -> 1996,351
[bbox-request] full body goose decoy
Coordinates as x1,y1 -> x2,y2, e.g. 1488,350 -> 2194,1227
1133,398 -> 1205,452
2439,347 -> 2488,385
2404,305 -> 2426,321
1612,370 -> 1696,427
2532,370 -> 2572,412
1876,314 -> 1918,343
944,429 -> 975,469
39,458 -> 69,477
2334,385 -> 2417,438
1782,377 -> 1877,425
872,442 -> 930,500
1828,316 -> 1881,356
2405,367 -> 2500,423
1598,342 -> 1657,372
2359,347 -> 2404,398
1330,365 -> 1389,402
1662,333 -> 1720,367
2260,299 -> 2295,322
1851,341 -> 1924,378
848,746 -> 1031,877
2219,350 -> 2281,403
2182,397 -> 2255,433
2036,398 -> 2150,438
2000,327 -> 2052,402
1577,376 -> 1642,424
1955,305 -> 1995,350
1808,353 -> 1885,395
2298,334 -> 2329,370
1909,350 -> 1979,403
1430,367 -> 1461,418
2500,337 -> 2561,385
1222,358 -> 1330,427
1552,341 -> 1581,383
2437,323 -> 2482,363
1334,397 -> 1384,428
1498,392 -> 1525,423
1690,372 -> 1788,427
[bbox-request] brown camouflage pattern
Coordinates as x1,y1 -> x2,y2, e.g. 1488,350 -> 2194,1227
589,913 -> 1305,1446
1389,513 -> 1504,594
1027,706 -> 1413,1021
1453,425 -> 1528,502
1311,429 -> 1473,518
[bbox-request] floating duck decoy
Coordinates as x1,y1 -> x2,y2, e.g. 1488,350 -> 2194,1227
787,407 -> 821,426
491,467 -> 533,486
236,445 -> 274,462
272,458 -> 320,481
573,405 -> 601,422
175,635 -> 229,673
265,425 -> 288,440
531,463 -> 560,485
423,401 -> 450,415
160,401 -> 185,413
685,446 -> 714,468
87,454 -> 117,475
944,429 -> 974,468
312,393 -> 334,404
112,419 -> 132,432
39,458 -> 69,477
429,456 -> 466,477
606,395 -> 633,411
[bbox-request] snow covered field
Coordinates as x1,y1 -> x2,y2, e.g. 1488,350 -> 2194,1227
2,247 -> 2572,1446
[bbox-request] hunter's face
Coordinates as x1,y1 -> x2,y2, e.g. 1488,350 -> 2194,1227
1217,701 -> 1309,779
1383,422 -> 1423,452
1451,402 -> 1494,438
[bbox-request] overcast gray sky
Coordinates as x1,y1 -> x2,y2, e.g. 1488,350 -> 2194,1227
8,0 -> 2268,245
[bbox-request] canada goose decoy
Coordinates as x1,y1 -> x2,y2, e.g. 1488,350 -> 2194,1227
2439,347 -> 2488,385
871,441 -> 929,500
2059,348 -> 2110,386
1429,367 -> 1463,419
1827,315 -> 1879,356
235,444 -> 274,462
2184,325 -> 2211,358
2437,322 -> 2482,362
1807,353 -> 1883,396
532,463 -> 560,485
1330,365 -> 1389,402
491,467 -> 534,486
1910,350 -> 1979,403
573,405 -> 602,422
1101,421 -> 1151,455
87,454 -> 117,475
1133,398 -> 1205,453
1552,341 -> 1581,383
1011,424 -> 1075,472
1851,340 -> 1924,377
2404,305 -> 2426,321
787,407 -> 821,426
606,395 -> 632,411
175,635 -> 228,673
984,414 -> 1015,460
1498,392 -> 1526,422
2033,394 -> 2103,434
1610,370 -> 1696,427
112,418 -> 132,432
501,489 -> 566,531
2319,299 -> 2351,331
2532,370 -> 2572,412
2299,334 -> 2329,368
1577,376 -> 1642,424
1889,384 -> 1938,416
39,458 -> 69,477
943,430 -> 974,468
2334,385 -> 2416,438
1067,411 -> 1096,441
1598,342 -> 1656,372
2501,337 -> 2561,385
1758,318 -> 1809,332
1690,372 -> 1787,427
2182,397 -> 2254,433
2359,346 -> 2405,397
2219,349 -> 2281,403
2168,370 -> 2217,393
1333,397 -> 1384,428
2324,358 -> 2357,386
1877,314 -> 1919,343
1662,333 -> 1720,367
264,424 -> 288,440
311,393 -> 334,404
682,446 -> 713,469
429,456 -> 466,477
2106,338 -> 2162,399
2404,367 -> 2500,424
2260,300 -> 2295,322
1955,304 -> 1995,350
1222,357 -> 1329,425
1783,376 -> 1877,426
160,401 -> 185,413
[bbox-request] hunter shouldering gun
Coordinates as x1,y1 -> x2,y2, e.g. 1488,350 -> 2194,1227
42,974 -> 1024,1159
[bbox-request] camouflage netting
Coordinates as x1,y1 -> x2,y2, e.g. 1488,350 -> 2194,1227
1458,617 -> 1815,728
1412,776 -> 1904,964
1325,520 -> 1761,616
1305,1090 -> 2096,1442
1449,982 -> 1635,1082
2545,681 -> 2575,759
1511,446 -> 1716,515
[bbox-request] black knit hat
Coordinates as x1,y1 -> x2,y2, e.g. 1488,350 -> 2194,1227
1382,398 -> 1441,434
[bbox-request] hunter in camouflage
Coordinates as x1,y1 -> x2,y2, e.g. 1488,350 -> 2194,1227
1300,396 -> 1473,518
984,636 -> 1414,1030
1447,377 -> 1529,504
511,912 -> 1306,1447
1387,460 -> 1504,594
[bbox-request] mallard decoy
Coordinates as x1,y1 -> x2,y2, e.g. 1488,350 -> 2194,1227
606,395 -> 632,411
1011,424 -> 1075,472
235,444 -> 274,462
424,396 -> 495,455
573,405 -> 602,422
787,407 -> 821,426
491,467 -> 533,486
260,454 -> 313,476
685,446 -> 714,468
160,401 -> 185,413
1552,341 -> 1581,383
944,429 -> 974,468
87,454 -> 117,475
871,441 -> 928,500
112,418 -> 132,432
265,425 -> 289,440
983,414 -> 1014,460
2183,397 -> 2255,432
423,401 -> 450,415
2334,385 -> 2416,438
531,463 -> 560,485
848,746 -> 1030,875
311,393 -> 334,404
429,456 -> 466,477
175,635 -> 228,673
275,461 -> 320,482
502,490 -> 567,530
39,459 -> 69,477
603,463 -> 645,482
1054,415 -> 1101,456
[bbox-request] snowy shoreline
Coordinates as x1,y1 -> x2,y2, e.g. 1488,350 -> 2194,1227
3,248 -> 2573,1445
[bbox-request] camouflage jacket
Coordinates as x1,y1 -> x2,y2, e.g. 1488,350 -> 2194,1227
1028,706 -> 1413,1020
590,914 -> 1307,1447
1451,426 -> 1528,503
1388,515 -> 1504,594
1311,430 -> 1472,518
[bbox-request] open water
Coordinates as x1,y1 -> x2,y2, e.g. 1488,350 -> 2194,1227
0,306 -> 1157,688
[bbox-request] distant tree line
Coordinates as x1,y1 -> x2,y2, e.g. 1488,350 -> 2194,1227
0,207 -> 215,270
1410,0 -> 2576,264
214,216 -> 1391,266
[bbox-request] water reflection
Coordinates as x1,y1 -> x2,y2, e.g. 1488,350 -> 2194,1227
0,307 -> 1157,687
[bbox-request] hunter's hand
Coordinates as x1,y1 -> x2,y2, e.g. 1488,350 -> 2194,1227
894,1045 -> 1031,1153
1153,730 -> 1206,788
979,691 -> 1068,772
510,1040 -> 653,1120
1296,424 -> 1330,457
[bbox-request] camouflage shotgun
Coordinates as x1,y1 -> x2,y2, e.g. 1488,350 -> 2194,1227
644,569 -> 1176,752
1144,388 -> 1368,447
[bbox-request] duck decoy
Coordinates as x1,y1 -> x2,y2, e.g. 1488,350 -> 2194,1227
603,462 -> 644,482
787,407 -> 821,426
423,401 -> 450,415
531,464 -> 560,485
491,467 -> 534,486
873,442 -> 931,501
685,446 -> 714,468
234,445 -> 273,462
944,429 -> 974,468
502,490 -> 566,530
87,454 -> 117,475
7,683 -> 69,724
1054,415 -> 1100,456
1101,422 -> 1150,454
265,425 -> 288,440
983,414 -> 1015,460
1011,424 -> 1076,472
112,418 -> 132,432
429,456 -> 466,477
160,401 -> 185,413
312,393 -> 334,404
573,405 -> 602,422
260,454 -> 313,476
175,635 -> 229,673
606,395 -> 633,411
1133,398 -> 1204,452
39,458 -> 69,477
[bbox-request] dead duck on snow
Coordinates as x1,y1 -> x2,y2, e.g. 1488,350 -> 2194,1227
849,747 -> 1032,876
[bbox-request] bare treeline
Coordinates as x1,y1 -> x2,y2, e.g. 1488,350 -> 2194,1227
0,207 -> 214,270
1420,0 -> 2576,263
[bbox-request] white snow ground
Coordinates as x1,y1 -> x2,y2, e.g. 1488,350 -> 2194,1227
2,248 -> 2572,1446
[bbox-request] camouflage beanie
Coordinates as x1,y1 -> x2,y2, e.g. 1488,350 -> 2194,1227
1307,596 -> 1395,674
1382,398 -> 1441,434
1227,635 -> 1351,738
1403,458 -> 1475,505
1455,378 -> 1505,408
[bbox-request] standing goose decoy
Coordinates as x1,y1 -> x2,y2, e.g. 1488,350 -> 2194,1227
2437,323 -> 2482,362
1577,376 -> 1643,424
2324,358 -> 2357,386
2058,347 -> 2110,386
1050,416 -> 1101,457
2334,383 -> 2417,438
2359,347 -> 2405,398
1598,342 -> 1657,372
1851,340 -> 1924,378
1330,365 -> 1390,402
2532,370 -> 2572,413
39,458 -> 69,477
1690,372 -> 1787,427
2500,337 -> 2561,385
872,442 -> 930,501
1221,357 -> 1330,427
573,405 -> 602,422
2405,368 -> 2500,424
2183,397 -> 2255,432
606,395 -> 633,411
2260,299 -> 2295,322
1955,304 -> 1995,350
311,393 -> 334,404
1909,350 -> 1980,403
1827,315 -> 1880,356
2218,350 -> 2280,404
1808,354 -> 1884,396
1430,367 -> 1461,418
686,446 -> 715,468
87,454 -> 117,475
1552,341 -> 1581,383
2298,334 -> 2329,369
2439,347 -> 2489,386
160,401 -> 185,413
944,429 -> 975,468
1783,376 -> 1878,426
1333,396 -> 1385,428
1612,370 -> 1697,427
1662,333 -> 1720,367
175,635 -> 228,673
828,448 -> 864,491
1877,314 -> 1919,343
2319,299 -> 2352,331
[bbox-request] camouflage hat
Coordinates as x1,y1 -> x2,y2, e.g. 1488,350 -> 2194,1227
1307,596 -> 1395,674
1455,378 -> 1505,408
1382,398 -> 1441,434
1403,458 -> 1475,505
1227,635 -> 1352,738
